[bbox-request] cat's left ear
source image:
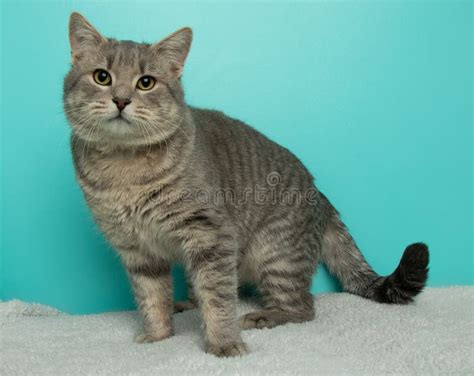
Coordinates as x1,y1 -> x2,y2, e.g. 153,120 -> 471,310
68,12 -> 106,64
151,27 -> 193,78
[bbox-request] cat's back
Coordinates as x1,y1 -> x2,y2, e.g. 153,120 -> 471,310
191,107 -> 270,149
189,107 -> 314,191
191,107 -> 297,164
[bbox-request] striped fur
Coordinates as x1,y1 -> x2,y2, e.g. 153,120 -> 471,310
64,13 -> 430,357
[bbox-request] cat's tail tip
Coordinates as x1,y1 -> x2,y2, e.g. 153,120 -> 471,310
370,242 -> 429,304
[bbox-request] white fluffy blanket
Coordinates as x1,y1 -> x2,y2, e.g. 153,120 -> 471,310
1,287 -> 473,375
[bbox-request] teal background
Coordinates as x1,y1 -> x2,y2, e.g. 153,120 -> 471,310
1,1 -> 472,314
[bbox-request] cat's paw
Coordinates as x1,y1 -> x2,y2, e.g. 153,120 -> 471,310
134,332 -> 172,344
206,341 -> 249,357
239,311 -> 275,329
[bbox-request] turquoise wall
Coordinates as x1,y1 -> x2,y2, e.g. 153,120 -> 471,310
1,1 -> 472,314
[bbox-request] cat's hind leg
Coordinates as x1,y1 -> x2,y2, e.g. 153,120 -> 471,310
239,233 -> 318,330
239,304 -> 314,329
239,276 -> 315,330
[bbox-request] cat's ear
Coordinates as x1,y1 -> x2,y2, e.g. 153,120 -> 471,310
151,27 -> 193,78
68,12 -> 106,64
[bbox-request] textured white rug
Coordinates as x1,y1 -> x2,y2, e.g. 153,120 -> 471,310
1,287 -> 473,375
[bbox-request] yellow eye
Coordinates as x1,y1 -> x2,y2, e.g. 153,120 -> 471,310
137,76 -> 155,91
93,69 -> 112,86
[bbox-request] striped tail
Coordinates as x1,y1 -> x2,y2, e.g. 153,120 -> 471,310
320,210 -> 429,304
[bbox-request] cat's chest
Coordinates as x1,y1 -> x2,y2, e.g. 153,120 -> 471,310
76,149 -> 165,189
76,153 -> 170,227
85,183 -> 184,261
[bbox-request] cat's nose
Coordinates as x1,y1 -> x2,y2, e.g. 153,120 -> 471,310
112,98 -> 131,111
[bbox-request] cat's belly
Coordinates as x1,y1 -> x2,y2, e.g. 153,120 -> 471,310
237,253 -> 260,285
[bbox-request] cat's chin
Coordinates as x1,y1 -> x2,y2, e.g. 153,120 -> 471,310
73,124 -> 141,148
106,117 -> 134,134
95,118 -> 147,145
76,133 -> 153,150
72,115 -> 180,149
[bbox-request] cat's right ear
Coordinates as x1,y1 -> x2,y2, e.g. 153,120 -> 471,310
68,12 -> 106,64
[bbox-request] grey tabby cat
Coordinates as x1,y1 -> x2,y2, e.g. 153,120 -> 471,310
64,12 -> 429,357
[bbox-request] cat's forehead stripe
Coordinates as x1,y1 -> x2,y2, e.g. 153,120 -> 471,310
99,40 -> 153,75
106,53 -> 113,70
139,58 -> 146,75
105,41 -> 146,71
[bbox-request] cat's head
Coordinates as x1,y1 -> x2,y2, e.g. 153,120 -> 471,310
63,12 -> 192,147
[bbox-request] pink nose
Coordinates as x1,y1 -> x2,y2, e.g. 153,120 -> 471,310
112,98 -> 131,111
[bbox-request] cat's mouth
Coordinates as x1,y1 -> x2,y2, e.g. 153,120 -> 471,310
109,114 -> 131,125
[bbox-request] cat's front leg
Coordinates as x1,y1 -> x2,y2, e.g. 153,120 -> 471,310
119,250 -> 173,343
181,227 -> 248,357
